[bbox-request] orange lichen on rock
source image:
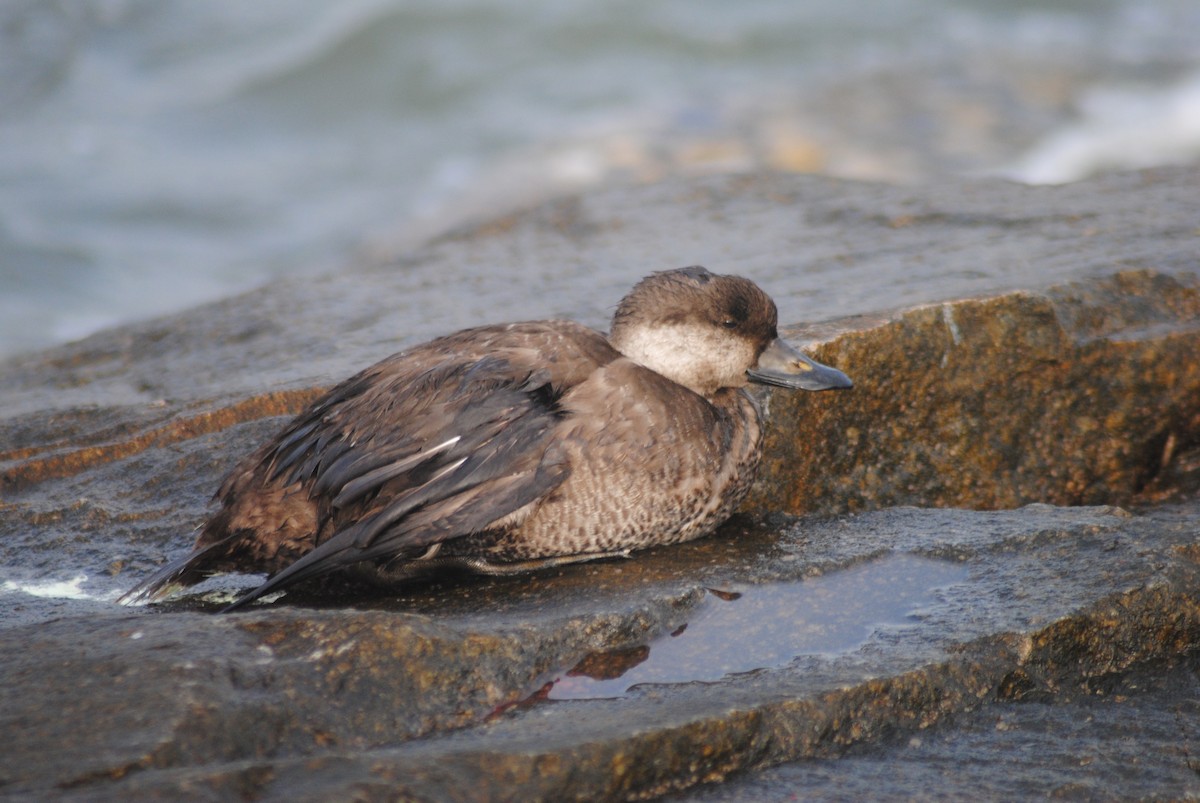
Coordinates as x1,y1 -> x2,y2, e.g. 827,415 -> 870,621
749,270 -> 1200,514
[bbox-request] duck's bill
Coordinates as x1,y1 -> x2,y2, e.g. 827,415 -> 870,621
747,338 -> 853,391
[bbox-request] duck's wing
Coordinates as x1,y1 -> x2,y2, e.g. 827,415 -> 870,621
222,352 -> 573,611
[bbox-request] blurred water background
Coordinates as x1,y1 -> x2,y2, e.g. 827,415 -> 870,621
1,0 -> 1198,360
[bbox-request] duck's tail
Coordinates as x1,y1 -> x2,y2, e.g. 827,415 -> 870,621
116,537 -> 233,606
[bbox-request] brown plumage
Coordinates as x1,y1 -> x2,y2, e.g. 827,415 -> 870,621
120,266 -> 851,611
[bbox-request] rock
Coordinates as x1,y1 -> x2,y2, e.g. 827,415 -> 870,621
752,269 -> 1200,514
1,168 -> 1198,799
0,587 -> 704,792
4,505 -> 1199,800
688,657 -> 1200,801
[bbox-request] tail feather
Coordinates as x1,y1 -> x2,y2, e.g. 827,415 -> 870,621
218,531 -> 357,612
116,538 -> 232,605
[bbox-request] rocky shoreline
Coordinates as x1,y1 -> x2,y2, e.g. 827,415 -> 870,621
2,168 -> 1198,799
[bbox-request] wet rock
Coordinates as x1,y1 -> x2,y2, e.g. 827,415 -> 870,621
751,269 -> 1200,514
6,504 -> 1200,800
1,167 -> 1199,799
0,589 -> 704,793
684,659 -> 1200,802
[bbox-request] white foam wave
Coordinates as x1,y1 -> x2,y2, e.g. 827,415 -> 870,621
1005,70 -> 1200,184
2,574 -> 113,601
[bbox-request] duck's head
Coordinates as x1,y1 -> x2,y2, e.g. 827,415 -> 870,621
609,266 -> 852,399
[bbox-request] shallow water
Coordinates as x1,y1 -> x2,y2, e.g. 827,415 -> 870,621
1,0 -> 1198,359
549,554 -> 968,699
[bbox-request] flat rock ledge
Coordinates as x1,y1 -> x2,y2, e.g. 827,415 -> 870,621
1,168 -> 1199,800
756,268 -> 1200,513
4,506 -> 1200,800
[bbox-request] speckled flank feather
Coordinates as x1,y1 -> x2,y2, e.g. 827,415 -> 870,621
119,266 -> 850,610
474,363 -> 763,560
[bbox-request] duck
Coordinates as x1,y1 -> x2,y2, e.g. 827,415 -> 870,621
119,266 -> 851,612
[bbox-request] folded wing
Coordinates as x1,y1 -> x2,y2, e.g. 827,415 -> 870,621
222,353 -> 571,610
120,339 -> 579,608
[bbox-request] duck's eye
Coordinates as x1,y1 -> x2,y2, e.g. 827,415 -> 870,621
721,319 -> 738,330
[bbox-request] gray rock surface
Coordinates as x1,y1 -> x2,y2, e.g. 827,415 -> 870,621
1,168 -> 1198,799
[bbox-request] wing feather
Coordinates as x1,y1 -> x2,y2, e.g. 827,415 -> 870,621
329,435 -> 462,507
220,354 -> 572,610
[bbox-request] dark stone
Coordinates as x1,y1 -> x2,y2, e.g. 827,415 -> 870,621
1,168 -> 1199,799
750,269 -> 1200,514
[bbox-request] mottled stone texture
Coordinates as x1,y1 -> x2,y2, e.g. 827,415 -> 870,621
752,269 -> 1200,514
2,168 -> 1200,800
6,523 -> 1198,801
0,596 -> 699,793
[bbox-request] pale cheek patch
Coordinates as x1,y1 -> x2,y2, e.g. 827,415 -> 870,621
613,324 -> 756,396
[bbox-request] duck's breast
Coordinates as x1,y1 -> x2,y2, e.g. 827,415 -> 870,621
495,358 -> 763,559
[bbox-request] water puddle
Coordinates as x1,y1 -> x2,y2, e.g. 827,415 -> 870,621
548,554 -> 966,700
